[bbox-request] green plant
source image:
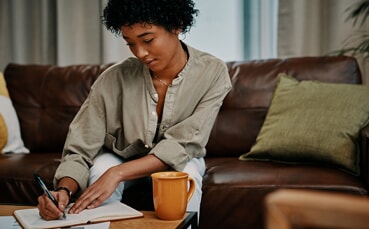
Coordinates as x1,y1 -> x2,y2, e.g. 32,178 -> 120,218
336,0 -> 369,58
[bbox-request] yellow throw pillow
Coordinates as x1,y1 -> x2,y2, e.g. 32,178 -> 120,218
239,74 -> 369,176
0,72 -> 29,154
0,113 -> 7,150
0,73 -> 8,151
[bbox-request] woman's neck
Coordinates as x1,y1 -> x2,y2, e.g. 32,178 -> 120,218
152,42 -> 188,82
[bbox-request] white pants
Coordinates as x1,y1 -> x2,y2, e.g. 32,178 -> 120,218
89,152 -> 205,215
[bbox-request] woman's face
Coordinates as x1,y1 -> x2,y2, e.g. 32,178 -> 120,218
121,23 -> 181,73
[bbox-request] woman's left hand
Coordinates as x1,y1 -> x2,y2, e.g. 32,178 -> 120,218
68,166 -> 121,214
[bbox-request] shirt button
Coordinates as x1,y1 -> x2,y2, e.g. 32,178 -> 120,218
151,111 -> 156,116
154,93 -> 158,99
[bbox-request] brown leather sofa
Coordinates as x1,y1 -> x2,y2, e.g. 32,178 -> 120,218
1,56 -> 368,229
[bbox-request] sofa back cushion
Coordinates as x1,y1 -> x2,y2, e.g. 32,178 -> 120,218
206,56 -> 363,157
4,56 -> 362,155
4,63 -> 112,152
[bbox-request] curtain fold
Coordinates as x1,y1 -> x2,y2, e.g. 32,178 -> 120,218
277,0 -> 369,83
0,0 -> 57,71
278,0 -> 355,58
56,0 -> 102,65
0,0 -> 131,71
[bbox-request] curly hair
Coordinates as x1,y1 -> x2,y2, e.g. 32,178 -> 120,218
102,0 -> 199,35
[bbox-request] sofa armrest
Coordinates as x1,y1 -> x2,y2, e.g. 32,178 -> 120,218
360,122 -> 369,188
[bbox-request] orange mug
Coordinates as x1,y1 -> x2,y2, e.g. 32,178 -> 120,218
151,171 -> 195,220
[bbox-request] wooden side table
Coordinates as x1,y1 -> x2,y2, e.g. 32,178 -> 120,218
111,211 -> 197,229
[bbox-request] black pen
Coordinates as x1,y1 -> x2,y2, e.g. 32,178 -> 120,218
34,173 -> 66,219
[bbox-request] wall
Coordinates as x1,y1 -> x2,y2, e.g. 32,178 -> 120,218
185,0 -> 244,62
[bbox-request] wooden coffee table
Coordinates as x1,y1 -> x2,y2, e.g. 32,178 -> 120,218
0,204 -> 198,229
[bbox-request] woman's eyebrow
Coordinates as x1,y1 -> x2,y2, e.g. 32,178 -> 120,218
123,32 -> 154,40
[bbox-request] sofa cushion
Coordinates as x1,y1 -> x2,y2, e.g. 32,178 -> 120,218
0,73 -> 29,154
3,63 -> 112,152
239,74 -> 369,175
0,153 -> 61,204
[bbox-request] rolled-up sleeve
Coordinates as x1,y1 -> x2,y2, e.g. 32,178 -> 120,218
54,79 -> 108,192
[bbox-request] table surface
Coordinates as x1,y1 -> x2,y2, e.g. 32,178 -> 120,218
0,204 -> 197,229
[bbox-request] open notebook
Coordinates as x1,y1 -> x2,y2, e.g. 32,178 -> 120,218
14,201 -> 143,229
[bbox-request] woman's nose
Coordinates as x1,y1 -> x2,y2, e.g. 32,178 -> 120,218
135,45 -> 149,59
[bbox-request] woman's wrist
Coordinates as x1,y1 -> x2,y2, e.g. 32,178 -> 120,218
54,186 -> 73,201
56,177 -> 79,199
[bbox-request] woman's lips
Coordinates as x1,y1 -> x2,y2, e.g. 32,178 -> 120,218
144,59 -> 157,68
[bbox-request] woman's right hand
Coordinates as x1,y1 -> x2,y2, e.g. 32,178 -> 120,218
36,190 -> 69,220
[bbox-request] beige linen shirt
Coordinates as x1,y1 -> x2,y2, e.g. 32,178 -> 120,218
54,43 -> 232,191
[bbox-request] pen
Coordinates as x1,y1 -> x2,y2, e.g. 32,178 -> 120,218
34,173 -> 66,219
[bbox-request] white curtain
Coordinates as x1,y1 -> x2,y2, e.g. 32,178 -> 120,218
0,0 -> 131,71
278,0 -> 357,57
56,0 -> 132,65
277,0 -> 369,83
0,0 -> 56,70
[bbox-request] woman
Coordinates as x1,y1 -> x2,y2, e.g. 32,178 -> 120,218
37,0 -> 231,220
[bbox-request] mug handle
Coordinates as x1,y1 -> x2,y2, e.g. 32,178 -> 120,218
187,177 -> 195,202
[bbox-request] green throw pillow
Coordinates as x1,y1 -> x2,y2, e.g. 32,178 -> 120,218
239,74 -> 369,175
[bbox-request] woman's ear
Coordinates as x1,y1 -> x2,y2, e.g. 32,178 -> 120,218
174,28 -> 182,35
